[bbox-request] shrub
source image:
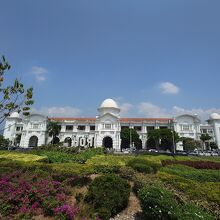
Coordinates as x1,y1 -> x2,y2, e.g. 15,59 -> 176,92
138,186 -> 215,220
127,158 -> 161,174
178,203 -> 214,220
94,165 -> 120,174
162,160 -> 220,170
138,186 -> 179,220
85,174 -> 130,220
54,204 -> 78,220
118,166 -> 136,181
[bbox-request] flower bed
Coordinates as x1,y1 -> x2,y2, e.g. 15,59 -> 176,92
0,170 -> 78,219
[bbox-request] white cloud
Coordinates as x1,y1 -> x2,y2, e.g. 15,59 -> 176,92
33,106 -> 82,117
138,101 -> 220,121
120,103 -> 134,116
171,106 -> 220,120
159,82 -> 180,94
30,66 -> 48,81
138,102 -> 169,117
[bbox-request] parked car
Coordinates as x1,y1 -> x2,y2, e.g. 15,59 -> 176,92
148,149 -> 159,153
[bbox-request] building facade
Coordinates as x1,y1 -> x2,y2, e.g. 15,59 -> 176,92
3,98 -> 220,150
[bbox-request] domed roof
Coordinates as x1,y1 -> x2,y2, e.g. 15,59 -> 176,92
10,112 -> 20,118
209,113 -> 220,120
100,98 -> 119,109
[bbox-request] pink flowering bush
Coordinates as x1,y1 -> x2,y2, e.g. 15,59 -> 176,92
54,204 -> 78,220
0,170 -> 78,219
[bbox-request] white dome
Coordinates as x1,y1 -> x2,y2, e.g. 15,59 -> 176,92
100,98 -> 119,109
10,112 -> 20,118
209,113 -> 220,120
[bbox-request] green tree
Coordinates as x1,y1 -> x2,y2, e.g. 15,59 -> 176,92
0,134 -> 10,149
0,56 -> 34,124
210,142 -> 218,150
47,121 -> 61,145
120,128 -> 142,149
182,137 -> 200,152
147,128 -> 179,151
200,133 -> 212,150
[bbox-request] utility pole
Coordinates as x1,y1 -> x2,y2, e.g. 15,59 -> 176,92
130,128 -> 132,150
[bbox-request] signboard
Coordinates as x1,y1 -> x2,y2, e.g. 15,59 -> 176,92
72,136 -> 94,147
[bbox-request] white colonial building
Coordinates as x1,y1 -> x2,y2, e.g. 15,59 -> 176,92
3,98 -> 220,151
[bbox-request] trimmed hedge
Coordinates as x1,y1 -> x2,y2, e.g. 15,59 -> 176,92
160,164 -> 220,182
127,158 -> 161,174
85,174 -> 130,220
162,160 -> 220,170
158,172 -> 220,205
0,151 -> 48,163
30,147 -> 104,163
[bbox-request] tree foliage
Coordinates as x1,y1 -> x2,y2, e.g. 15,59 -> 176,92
0,56 -> 33,124
120,128 -> 142,149
0,135 -> 10,149
182,137 -> 201,151
200,133 -> 212,142
147,128 -> 180,151
47,121 -> 61,144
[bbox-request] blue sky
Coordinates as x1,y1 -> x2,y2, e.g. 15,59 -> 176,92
1,0 -> 220,120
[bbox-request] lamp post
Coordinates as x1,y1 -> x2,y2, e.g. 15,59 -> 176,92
129,128 -> 132,151
171,129 -> 176,155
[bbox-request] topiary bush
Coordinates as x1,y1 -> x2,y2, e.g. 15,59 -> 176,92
85,174 -> 130,220
138,186 -> 179,220
127,158 -> 161,174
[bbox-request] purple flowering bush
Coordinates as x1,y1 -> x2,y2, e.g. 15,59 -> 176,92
0,170 -> 78,219
54,204 -> 78,220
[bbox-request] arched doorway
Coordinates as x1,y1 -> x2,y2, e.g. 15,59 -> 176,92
29,136 -> 38,147
102,136 -> 113,148
64,137 -> 72,147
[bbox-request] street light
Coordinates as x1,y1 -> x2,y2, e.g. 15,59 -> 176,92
129,128 -> 132,151
171,129 -> 176,155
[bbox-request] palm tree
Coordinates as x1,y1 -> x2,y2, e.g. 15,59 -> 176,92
47,121 -> 61,145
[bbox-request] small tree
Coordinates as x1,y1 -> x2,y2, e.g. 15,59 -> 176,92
147,128 -> 179,151
120,128 -> 141,149
47,121 -> 61,145
210,142 -> 218,150
147,129 -> 161,150
200,133 -> 212,150
0,56 -> 34,124
182,137 -> 200,152
0,135 -> 10,149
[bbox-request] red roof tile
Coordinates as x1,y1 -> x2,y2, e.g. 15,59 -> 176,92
49,117 -> 173,123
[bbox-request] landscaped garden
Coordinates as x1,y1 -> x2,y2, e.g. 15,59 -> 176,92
0,147 -> 219,220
